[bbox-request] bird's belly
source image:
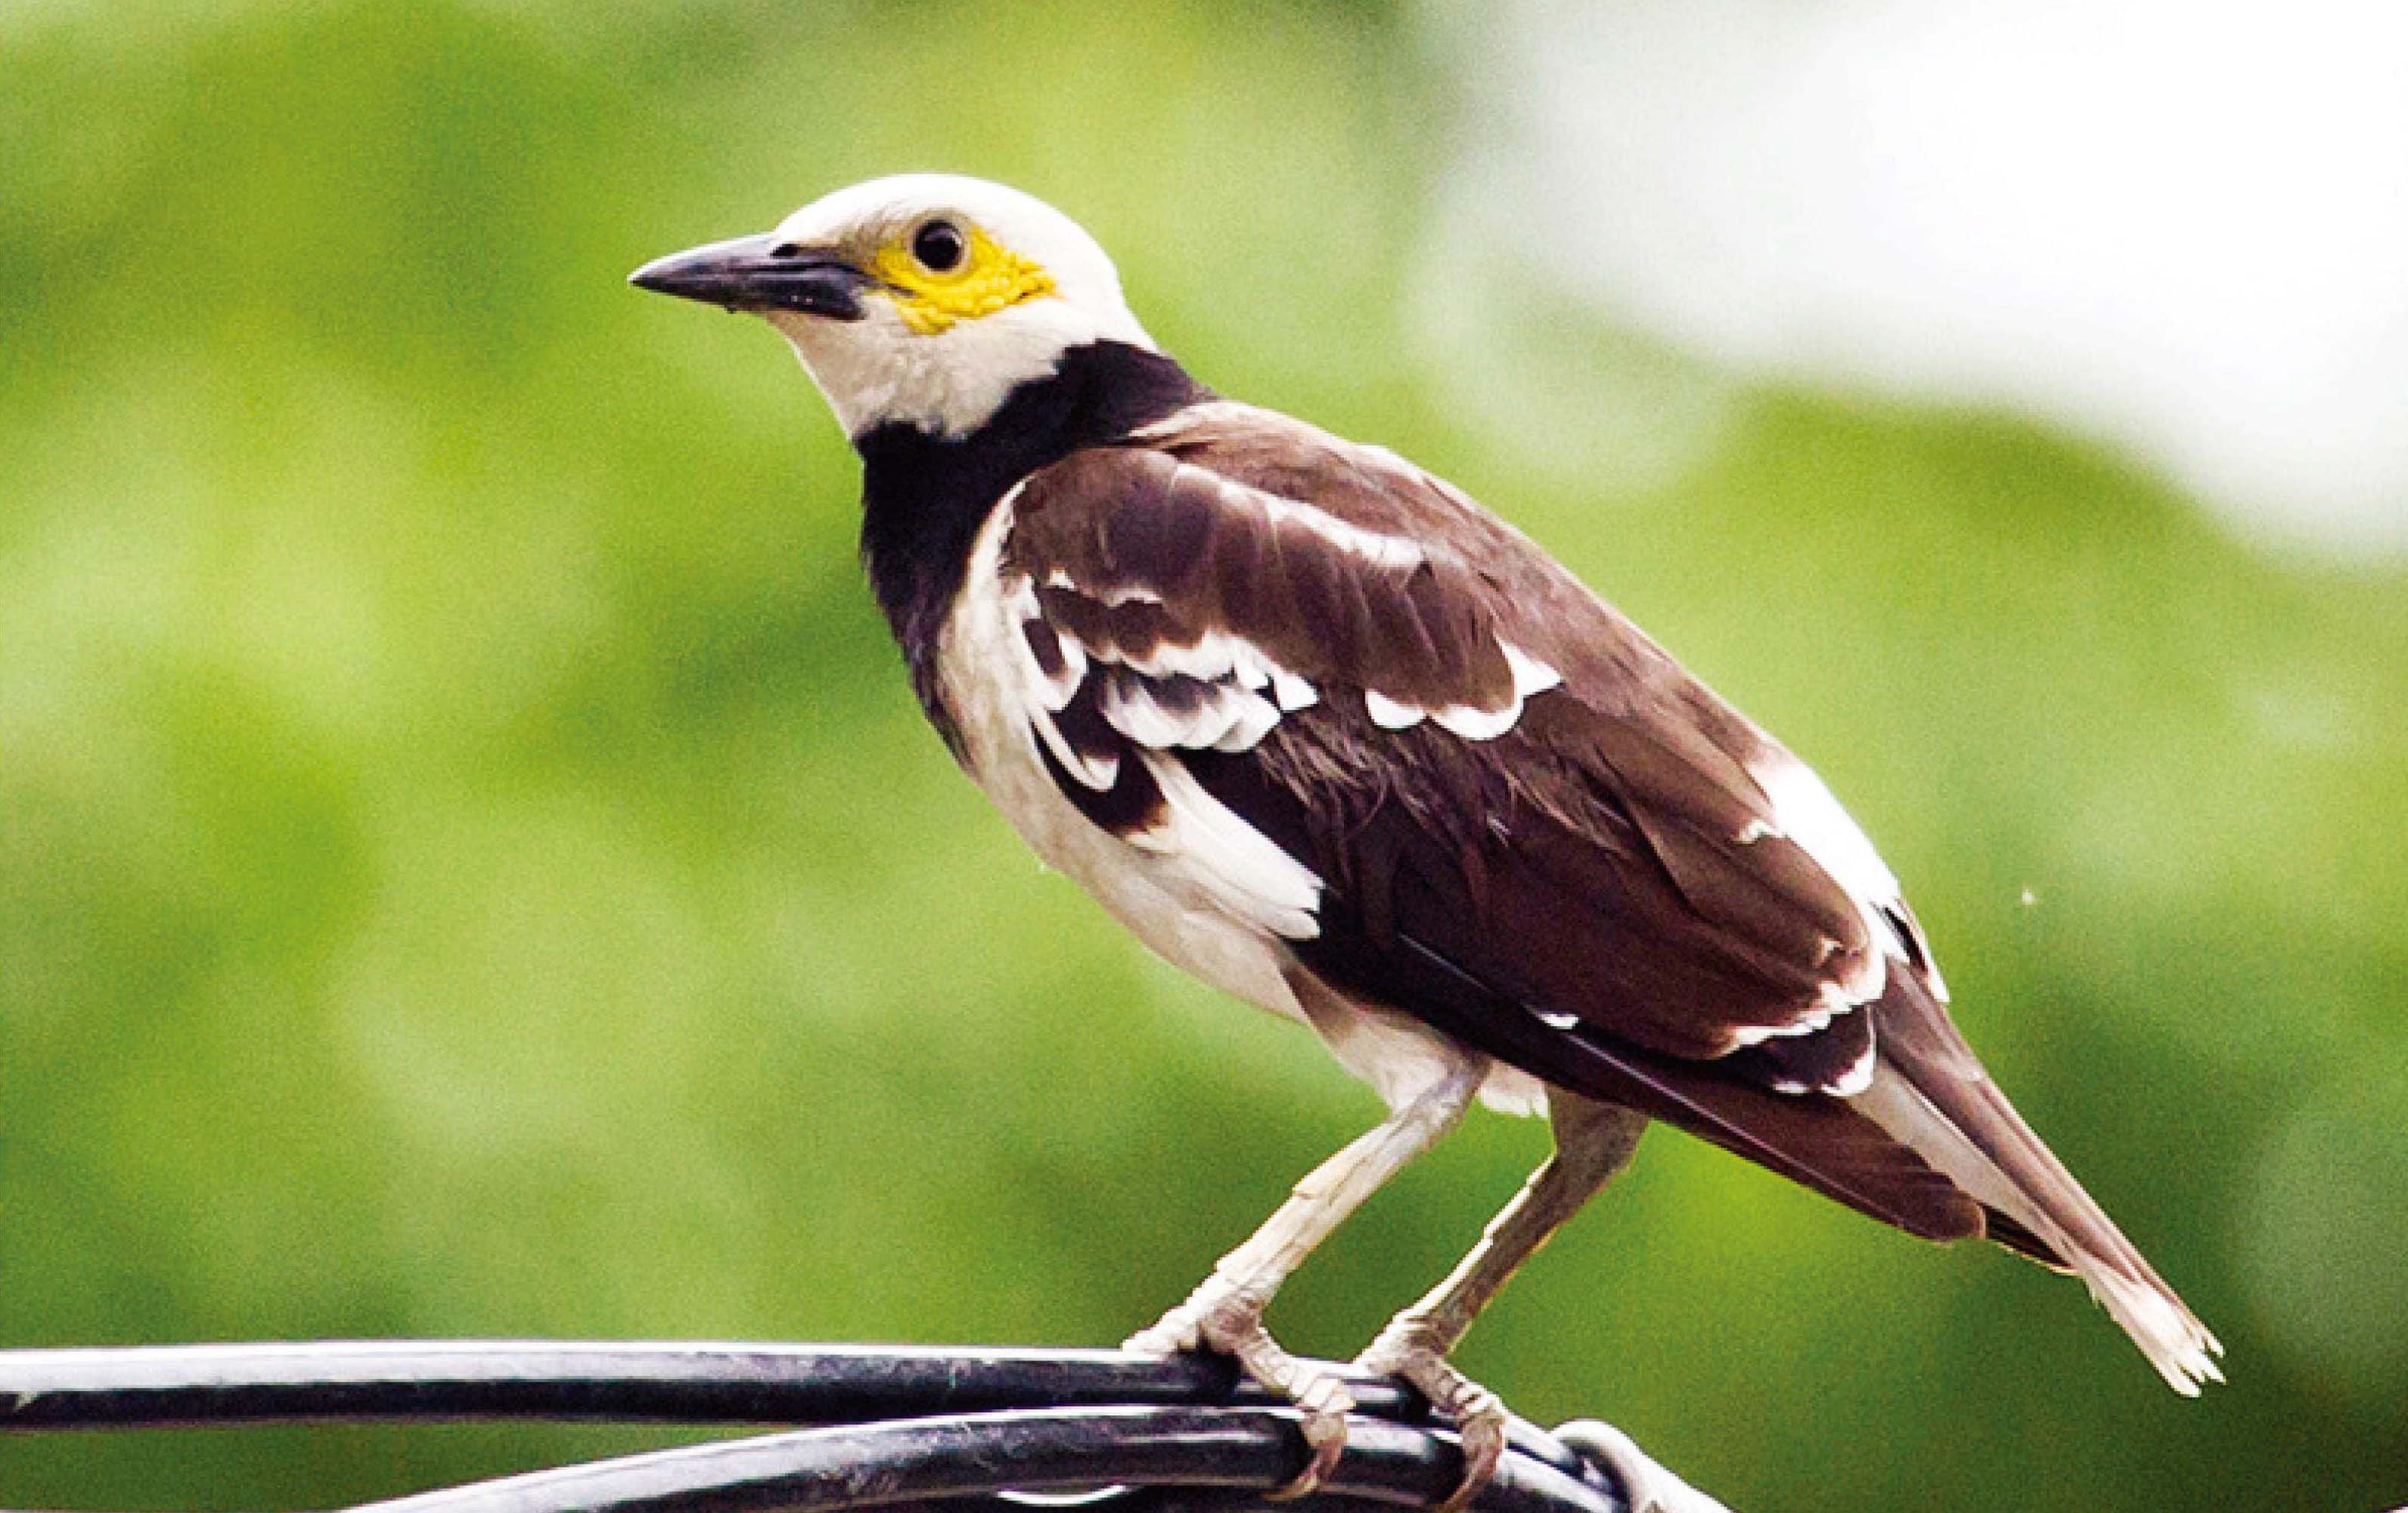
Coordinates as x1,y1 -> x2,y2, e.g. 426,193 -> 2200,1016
956,693 -> 1305,1021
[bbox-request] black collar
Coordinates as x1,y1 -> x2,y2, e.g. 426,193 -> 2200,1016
855,340 -> 1209,748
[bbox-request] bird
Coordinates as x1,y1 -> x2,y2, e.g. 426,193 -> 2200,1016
630,174 -> 2220,1508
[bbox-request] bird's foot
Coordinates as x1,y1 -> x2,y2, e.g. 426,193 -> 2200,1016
1125,1279 -> 1356,1500
1355,1319 -> 1507,1513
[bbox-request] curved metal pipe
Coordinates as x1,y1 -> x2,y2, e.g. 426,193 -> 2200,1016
0,1341 -> 1638,1513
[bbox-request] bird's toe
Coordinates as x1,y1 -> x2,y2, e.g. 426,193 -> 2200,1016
1120,1313 -> 1202,1356
1130,1281 -> 1359,1498
1433,1384 -> 1507,1513
1354,1323 -> 1509,1512
1266,1372 -> 1355,1501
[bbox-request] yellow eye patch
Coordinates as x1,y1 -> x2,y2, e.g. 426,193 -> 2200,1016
871,226 -> 1057,336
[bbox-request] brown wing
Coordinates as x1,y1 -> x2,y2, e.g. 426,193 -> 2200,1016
1004,403 -> 2224,1398
999,403 -> 1983,1241
1022,404 -> 1920,1045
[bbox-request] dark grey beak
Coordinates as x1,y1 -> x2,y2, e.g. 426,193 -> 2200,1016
628,232 -> 872,320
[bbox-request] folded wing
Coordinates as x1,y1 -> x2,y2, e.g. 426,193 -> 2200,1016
987,400 -> 2217,1389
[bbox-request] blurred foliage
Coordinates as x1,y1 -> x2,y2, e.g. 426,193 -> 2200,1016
3,2 -> 2404,1509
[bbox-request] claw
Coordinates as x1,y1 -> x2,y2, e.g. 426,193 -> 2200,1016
1431,1382 -> 1507,1513
1267,1379 -> 1352,1500
1128,1282 -> 1358,1500
1355,1322 -> 1509,1513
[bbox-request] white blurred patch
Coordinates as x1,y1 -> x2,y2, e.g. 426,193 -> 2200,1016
1420,0 -> 2408,558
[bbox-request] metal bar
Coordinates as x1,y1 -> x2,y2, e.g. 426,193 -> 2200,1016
0,1342 -> 1426,1431
346,1406 -> 1626,1513
0,1343 -> 1639,1513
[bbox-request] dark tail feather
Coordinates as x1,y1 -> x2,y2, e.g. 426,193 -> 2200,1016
1861,980 -> 2223,1394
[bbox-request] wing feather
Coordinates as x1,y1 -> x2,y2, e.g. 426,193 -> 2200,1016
1004,409 -> 1886,1068
970,397 -> 2213,1387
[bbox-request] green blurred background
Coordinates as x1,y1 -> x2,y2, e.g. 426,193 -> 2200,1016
4,2 -> 2404,1508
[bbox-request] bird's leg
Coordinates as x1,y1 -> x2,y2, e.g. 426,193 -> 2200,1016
1125,1055 -> 1488,1499
1354,1095 -> 1649,1513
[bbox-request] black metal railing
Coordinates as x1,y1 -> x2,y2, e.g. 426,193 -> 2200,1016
0,1341 -> 1681,1513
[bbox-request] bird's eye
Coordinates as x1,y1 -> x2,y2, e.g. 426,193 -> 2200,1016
911,219 -> 967,273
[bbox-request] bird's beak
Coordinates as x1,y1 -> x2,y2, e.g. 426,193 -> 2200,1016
628,233 -> 873,321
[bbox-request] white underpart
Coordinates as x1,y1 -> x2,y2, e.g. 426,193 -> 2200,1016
749,184 -> 1548,1120
1016,588 -> 1311,928
1853,1065 -> 2224,1393
761,175 -> 1156,439
1310,991 -> 1553,1118
1363,641 -> 1563,741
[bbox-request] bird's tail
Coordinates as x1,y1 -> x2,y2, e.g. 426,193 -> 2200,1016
1852,987 -> 2223,1394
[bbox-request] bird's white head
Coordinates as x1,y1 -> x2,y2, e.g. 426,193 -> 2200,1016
631,175 -> 1153,440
